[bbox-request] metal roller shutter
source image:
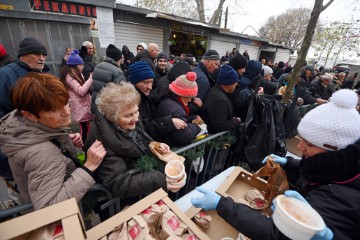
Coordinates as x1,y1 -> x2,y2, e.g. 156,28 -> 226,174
114,22 -> 164,53
275,49 -> 290,63
209,40 -> 236,57
239,45 -> 260,61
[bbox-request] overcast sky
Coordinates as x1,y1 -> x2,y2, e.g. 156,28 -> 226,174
117,0 -> 359,36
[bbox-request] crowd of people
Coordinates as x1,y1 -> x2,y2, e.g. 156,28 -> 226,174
0,37 -> 359,239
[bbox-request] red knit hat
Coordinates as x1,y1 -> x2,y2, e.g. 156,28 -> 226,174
0,44 -> 6,58
169,72 -> 198,98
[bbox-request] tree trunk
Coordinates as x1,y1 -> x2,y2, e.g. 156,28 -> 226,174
195,0 -> 205,22
209,0 -> 226,25
282,0 -> 334,102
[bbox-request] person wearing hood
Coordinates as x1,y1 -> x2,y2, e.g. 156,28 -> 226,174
122,45 -> 134,67
131,43 -> 159,70
92,44 -> 126,112
237,60 -> 262,91
192,89 -> 360,240
273,61 -> 285,80
79,41 -> 96,81
0,73 -> 106,210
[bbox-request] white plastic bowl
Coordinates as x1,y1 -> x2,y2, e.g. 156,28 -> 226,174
165,160 -> 185,180
272,195 -> 326,240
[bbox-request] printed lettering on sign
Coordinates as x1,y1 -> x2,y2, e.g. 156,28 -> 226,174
167,216 -> 180,231
29,0 -> 97,18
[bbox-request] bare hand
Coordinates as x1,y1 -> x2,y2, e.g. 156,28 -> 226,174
234,117 -> 241,122
158,143 -> 170,154
69,133 -> 83,148
84,140 -> 106,172
193,98 -> 203,108
316,98 -> 328,105
172,118 -> 187,130
166,177 -> 185,193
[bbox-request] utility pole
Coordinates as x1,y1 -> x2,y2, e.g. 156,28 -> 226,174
224,7 -> 228,29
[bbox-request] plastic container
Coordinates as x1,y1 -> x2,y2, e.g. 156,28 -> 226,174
272,195 -> 326,240
171,172 -> 187,187
165,160 -> 185,180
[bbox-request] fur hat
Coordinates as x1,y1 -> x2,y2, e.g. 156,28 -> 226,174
298,89 -> 360,151
17,37 -> 47,57
169,72 -> 198,98
106,44 -> 122,61
0,44 -> 6,58
203,49 -> 220,60
217,65 -> 239,85
128,61 -> 155,84
229,53 -> 248,70
67,50 -> 84,65
262,66 -> 273,76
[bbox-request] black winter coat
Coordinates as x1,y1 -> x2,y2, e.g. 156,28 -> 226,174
86,107 -> 167,199
136,88 -> 175,141
309,79 -> 335,100
82,54 -> 96,81
131,50 -> 155,70
153,65 -> 167,90
156,94 -> 200,147
201,84 -> 240,134
217,142 -> 360,240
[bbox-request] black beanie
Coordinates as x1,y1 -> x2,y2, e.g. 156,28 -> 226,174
229,53 -> 248,70
17,37 -> 47,57
106,44 -> 122,61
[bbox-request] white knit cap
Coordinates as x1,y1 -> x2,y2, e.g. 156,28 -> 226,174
298,89 -> 360,151
262,66 -> 273,76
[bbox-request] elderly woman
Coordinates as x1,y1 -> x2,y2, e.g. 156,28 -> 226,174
192,89 -> 360,240
0,73 -> 106,210
86,82 -> 184,200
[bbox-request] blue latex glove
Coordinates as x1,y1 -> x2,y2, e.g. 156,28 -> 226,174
262,154 -> 287,166
191,187 -> 221,211
284,191 -> 334,240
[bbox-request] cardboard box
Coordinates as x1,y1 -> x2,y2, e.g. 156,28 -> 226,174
286,135 -> 302,157
186,167 -> 268,240
86,188 -> 211,240
0,198 -> 86,240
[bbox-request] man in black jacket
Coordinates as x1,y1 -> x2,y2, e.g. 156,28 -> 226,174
80,41 -> 96,80
201,64 -> 241,134
131,43 -> 159,70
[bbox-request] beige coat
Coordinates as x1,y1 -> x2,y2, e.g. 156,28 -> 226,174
0,110 -> 95,210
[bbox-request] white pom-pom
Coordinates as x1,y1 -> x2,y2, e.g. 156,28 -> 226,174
330,89 -> 358,109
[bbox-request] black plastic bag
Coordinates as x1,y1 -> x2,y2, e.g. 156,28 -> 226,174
244,94 -> 286,171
